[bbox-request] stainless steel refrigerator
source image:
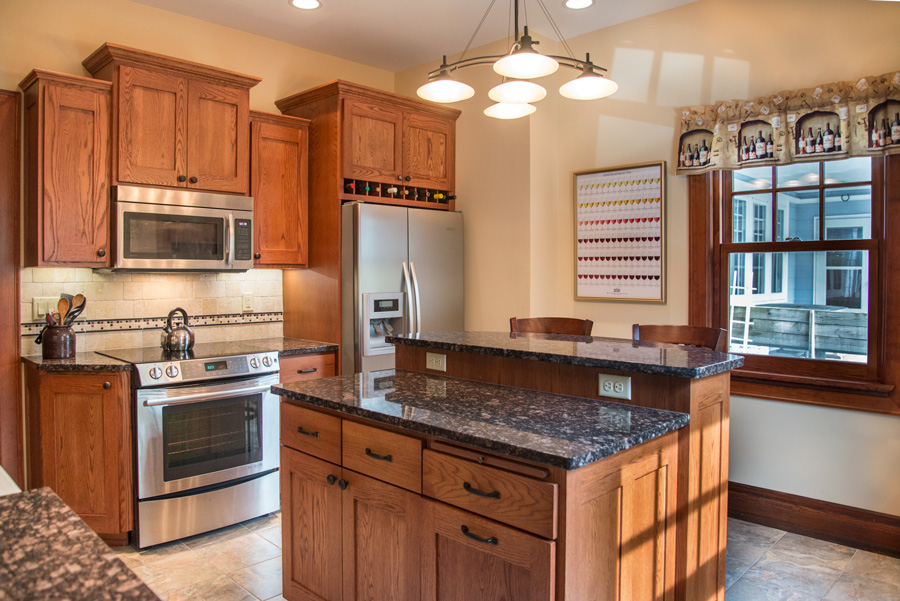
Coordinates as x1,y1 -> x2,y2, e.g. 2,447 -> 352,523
341,202 -> 464,374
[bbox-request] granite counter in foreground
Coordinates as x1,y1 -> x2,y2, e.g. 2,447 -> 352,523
386,330 -> 744,378
0,488 -> 159,601
273,369 -> 689,470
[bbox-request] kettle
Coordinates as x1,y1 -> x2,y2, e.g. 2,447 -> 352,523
161,307 -> 195,352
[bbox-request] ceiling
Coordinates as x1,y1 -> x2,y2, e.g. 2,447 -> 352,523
132,0 -> 697,72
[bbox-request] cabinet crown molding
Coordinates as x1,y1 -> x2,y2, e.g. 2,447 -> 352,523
18,69 -> 112,94
249,109 -> 310,129
82,43 -> 262,89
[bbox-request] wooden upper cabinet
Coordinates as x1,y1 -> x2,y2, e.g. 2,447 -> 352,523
83,43 -> 259,196
20,70 -> 111,267
342,99 -> 403,183
250,111 -> 310,268
403,111 -> 454,189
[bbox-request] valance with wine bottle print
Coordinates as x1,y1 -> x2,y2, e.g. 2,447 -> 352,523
675,70 -> 900,175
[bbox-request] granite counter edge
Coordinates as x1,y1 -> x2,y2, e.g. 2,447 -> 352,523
21,354 -> 132,372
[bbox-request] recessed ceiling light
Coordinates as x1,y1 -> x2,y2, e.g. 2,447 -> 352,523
564,0 -> 593,8
289,0 -> 320,9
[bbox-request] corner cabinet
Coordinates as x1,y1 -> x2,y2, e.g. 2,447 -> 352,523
250,111 -> 310,268
19,70 -> 112,267
24,365 -> 133,546
83,43 -> 260,195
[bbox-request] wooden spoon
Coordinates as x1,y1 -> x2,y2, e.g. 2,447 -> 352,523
57,297 -> 69,325
72,293 -> 85,310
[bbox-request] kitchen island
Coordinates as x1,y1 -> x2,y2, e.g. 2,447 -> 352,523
274,368 -> 691,601
388,331 -> 744,601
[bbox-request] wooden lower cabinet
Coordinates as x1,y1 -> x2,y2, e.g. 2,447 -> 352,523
279,352 -> 336,384
24,366 -> 133,544
422,501 -> 555,601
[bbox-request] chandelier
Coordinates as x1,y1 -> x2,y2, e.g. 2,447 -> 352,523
416,0 -> 618,119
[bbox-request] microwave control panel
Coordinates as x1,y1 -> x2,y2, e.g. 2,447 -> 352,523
234,219 -> 252,261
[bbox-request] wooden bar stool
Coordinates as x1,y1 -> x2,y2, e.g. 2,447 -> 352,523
509,317 -> 594,336
632,323 -> 728,352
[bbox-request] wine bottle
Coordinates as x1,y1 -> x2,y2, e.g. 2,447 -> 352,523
679,144 -> 686,167
815,128 -> 824,153
872,122 -> 881,148
749,135 -> 757,160
806,127 -> 814,154
446,195 -> 457,201
798,129 -> 806,155
892,113 -> 900,145
823,122 -> 834,152
835,125 -> 843,152
693,146 -> 700,167
387,186 -> 399,195
739,138 -> 746,162
755,130 -> 766,159
699,139 -> 709,165
433,193 -> 445,200
886,118 -> 894,146
685,143 -> 692,166
879,119 -> 886,147
345,181 -> 355,193
766,133 -> 774,158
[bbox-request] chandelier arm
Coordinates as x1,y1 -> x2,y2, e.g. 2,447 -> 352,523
550,56 -> 609,73
426,54 -> 509,78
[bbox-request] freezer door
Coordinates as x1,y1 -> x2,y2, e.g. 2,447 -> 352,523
408,209 -> 464,333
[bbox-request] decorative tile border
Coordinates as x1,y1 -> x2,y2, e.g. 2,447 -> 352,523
21,312 -> 284,337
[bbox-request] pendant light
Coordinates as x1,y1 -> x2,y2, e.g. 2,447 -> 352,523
416,0 -> 617,119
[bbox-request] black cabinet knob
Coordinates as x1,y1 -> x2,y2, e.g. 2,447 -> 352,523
189,176 -> 198,184
103,382 -> 111,390
404,175 -> 411,182
97,249 -> 106,258
326,474 -> 337,486
338,478 -> 348,490
254,253 -> 261,260
178,175 -> 187,182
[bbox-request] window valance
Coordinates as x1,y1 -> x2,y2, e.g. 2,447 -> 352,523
675,71 -> 900,175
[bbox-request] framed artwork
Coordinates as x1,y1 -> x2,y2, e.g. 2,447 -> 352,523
574,161 -> 666,302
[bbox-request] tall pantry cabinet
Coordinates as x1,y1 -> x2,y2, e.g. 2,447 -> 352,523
275,81 -> 460,366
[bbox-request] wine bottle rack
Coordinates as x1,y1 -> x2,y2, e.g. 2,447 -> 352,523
341,179 -> 455,210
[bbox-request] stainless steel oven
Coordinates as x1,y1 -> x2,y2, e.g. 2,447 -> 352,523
99,345 -> 281,548
111,185 -> 254,272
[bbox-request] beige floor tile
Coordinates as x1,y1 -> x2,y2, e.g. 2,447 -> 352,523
263,596 -> 287,601
767,533 -> 856,571
230,557 -> 283,601
728,519 -> 786,547
131,554 -> 223,600
725,578 -> 821,601
256,525 -> 282,549
824,572 -> 900,601
844,550 -> 900,588
193,531 -> 281,574
742,554 -> 844,598
167,575 -> 256,601
726,557 -> 754,591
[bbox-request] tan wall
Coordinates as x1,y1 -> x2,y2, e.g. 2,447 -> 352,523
397,0 -> 900,516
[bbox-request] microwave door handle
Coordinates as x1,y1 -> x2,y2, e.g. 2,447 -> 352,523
142,383 -> 272,407
402,261 -> 413,335
410,261 -> 422,334
225,214 -> 234,267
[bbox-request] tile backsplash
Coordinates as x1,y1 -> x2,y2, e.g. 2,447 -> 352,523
20,268 -> 285,356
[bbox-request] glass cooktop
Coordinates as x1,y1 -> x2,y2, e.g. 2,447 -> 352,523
97,340 -> 278,365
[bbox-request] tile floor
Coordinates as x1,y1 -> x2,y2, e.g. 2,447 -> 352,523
113,514 -> 900,601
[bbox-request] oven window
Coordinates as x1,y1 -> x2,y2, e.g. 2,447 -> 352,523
123,212 -> 224,260
162,395 -> 262,482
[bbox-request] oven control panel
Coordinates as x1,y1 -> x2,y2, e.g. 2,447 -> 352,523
134,352 -> 280,386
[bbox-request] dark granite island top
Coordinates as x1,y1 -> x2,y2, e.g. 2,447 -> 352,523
386,330 -> 744,378
0,488 -> 158,600
273,368 -> 689,470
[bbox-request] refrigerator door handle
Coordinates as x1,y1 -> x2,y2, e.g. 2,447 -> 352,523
410,261 -> 422,334
402,261 -> 414,335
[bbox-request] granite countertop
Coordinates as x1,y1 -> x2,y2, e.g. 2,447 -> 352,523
22,337 -> 337,372
0,488 -> 159,600
274,369 -> 690,470
386,331 -> 744,379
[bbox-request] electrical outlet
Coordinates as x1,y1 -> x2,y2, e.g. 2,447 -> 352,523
32,297 -> 58,320
598,374 -> 631,400
242,293 -> 253,313
425,352 -> 447,372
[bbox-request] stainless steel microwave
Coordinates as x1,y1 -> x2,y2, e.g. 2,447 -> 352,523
111,185 -> 254,272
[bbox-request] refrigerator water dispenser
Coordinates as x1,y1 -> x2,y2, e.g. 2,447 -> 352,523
361,292 -> 404,361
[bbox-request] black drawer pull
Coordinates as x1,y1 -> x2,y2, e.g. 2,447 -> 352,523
463,481 -> 501,500
297,368 -> 318,374
365,448 -> 393,462
326,474 -> 337,485
297,426 -> 319,438
338,478 -> 349,490
461,525 -> 497,545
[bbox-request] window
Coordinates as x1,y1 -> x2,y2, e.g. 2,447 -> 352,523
687,155 -> 899,413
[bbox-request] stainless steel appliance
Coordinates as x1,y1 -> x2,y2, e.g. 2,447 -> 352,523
98,344 -> 281,548
111,185 -> 254,272
341,202 -> 464,374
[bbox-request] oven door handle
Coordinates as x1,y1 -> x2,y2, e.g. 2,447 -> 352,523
142,383 -> 272,407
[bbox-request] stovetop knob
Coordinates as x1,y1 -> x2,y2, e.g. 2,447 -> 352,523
149,367 -> 163,380
165,365 -> 179,378
250,357 -> 261,369
262,356 -> 272,368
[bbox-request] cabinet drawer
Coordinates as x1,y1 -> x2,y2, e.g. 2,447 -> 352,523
279,353 -> 335,384
281,403 -> 341,464
422,449 -> 558,539
342,421 -> 422,493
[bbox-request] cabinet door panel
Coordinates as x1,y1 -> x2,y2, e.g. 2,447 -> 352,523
342,470 -> 422,601
342,100 -> 402,182
252,120 -> 308,266
403,112 -> 453,189
118,66 -> 186,188
188,80 -> 249,194
422,501 -> 555,601
42,84 -> 110,265
281,447 -> 342,601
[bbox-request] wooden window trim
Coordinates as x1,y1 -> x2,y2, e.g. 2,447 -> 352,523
688,156 -> 900,416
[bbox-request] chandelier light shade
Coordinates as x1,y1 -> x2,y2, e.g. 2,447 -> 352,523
488,80 -> 547,104
483,103 -> 537,119
417,0 -> 618,119
288,0 -> 320,9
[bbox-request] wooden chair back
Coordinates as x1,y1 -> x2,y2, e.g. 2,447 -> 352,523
632,324 -> 728,352
510,317 -> 594,336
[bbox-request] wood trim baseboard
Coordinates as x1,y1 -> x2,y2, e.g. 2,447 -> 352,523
728,481 -> 900,559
